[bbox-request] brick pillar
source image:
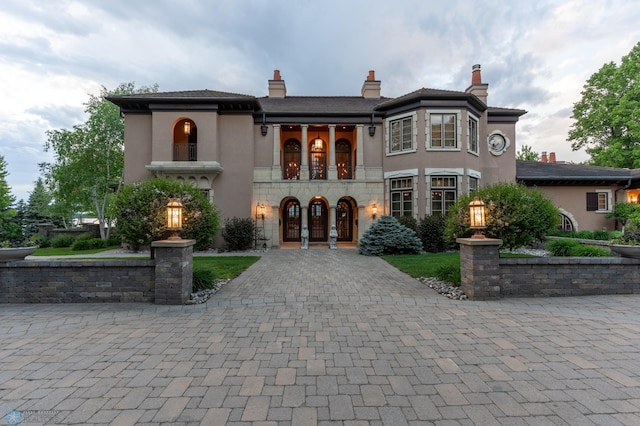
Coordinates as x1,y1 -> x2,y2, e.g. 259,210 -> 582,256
456,237 -> 502,300
151,239 -> 195,305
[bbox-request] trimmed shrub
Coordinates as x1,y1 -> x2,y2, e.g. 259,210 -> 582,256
27,234 -> 50,248
396,216 -> 417,233
192,268 -> 217,292
113,178 -> 219,251
359,216 -> 423,256
51,234 -> 75,248
72,237 -> 106,251
221,217 -> 255,251
418,214 -> 447,253
592,230 -> 610,240
446,183 -> 559,250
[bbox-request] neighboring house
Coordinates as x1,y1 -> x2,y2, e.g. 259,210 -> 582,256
108,65 -> 526,248
516,155 -> 640,231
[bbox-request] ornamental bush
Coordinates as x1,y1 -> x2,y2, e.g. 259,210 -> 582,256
221,217 -> 255,251
445,182 -> 559,250
358,215 -> 423,256
113,178 -> 219,251
418,214 -> 447,253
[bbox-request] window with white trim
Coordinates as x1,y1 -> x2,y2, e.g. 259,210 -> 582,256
431,176 -> 457,215
468,176 -> 479,193
430,113 -> 457,148
468,116 -> 478,154
389,116 -> 413,153
390,177 -> 413,217
586,190 -> 612,213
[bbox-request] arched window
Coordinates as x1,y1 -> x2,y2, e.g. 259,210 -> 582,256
309,137 -> 326,180
336,139 -> 352,179
282,199 -> 301,241
173,119 -> 197,161
283,139 -> 301,180
558,213 -> 575,231
308,199 -> 328,241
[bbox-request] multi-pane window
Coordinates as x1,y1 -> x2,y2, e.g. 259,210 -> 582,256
389,117 -> 413,153
468,117 -> 478,154
586,191 -> 611,212
431,176 -> 457,215
468,177 -> 479,193
283,139 -> 301,180
336,139 -> 353,179
309,139 -> 326,180
390,178 -> 413,217
431,114 -> 457,148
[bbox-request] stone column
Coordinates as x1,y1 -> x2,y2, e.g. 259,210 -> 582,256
300,125 -> 309,180
356,125 -> 365,180
328,125 -> 337,180
271,124 -> 281,180
456,237 -> 502,300
152,239 -> 195,305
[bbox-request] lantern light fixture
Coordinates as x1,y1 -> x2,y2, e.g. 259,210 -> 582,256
257,203 -> 265,220
372,203 -> 378,220
469,196 -> 486,238
166,198 -> 183,240
183,121 -> 191,136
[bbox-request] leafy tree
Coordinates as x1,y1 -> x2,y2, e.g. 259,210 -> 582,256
445,182 -> 559,249
41,82 -> 158,239
0,155 -> 22,242
568,42 -> 640,168
358,216 -> 422,256
113,178 -> 219,251
516,144 -> 540,161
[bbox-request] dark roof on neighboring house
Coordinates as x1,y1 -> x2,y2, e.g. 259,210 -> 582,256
107,90 -> 257,113
516,160 -> 633,186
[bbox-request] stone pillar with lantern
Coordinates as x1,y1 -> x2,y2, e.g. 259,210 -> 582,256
456,197 -> 503,300
152,198 -> 196,305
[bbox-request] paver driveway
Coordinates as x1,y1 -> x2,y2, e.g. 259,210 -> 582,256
1,248 -> 640,425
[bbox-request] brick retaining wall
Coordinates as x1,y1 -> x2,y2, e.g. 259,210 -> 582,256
0,260 -> 155,303
499,257 -> 640,297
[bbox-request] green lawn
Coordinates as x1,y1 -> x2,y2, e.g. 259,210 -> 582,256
382,251 -> 535,278
32,246 -> 121,256
193,256 -> 260,280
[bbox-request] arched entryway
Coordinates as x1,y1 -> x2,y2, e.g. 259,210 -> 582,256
336,197 -> 355,242
308,198 -> 328,242
282,198 -> 301,242
173,119 -> 197,161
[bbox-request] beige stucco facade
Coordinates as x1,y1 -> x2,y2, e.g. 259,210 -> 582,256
110,65 -> 527,249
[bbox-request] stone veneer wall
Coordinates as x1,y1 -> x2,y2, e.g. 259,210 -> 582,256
499,257 -> 640,297
0,260 -> 155,303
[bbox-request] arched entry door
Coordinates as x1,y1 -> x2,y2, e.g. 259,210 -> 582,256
308,199 -> 328,242
336,198 -> 354,241
282,199 -> 301,242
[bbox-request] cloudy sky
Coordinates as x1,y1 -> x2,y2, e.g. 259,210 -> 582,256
1,0 -> 639,202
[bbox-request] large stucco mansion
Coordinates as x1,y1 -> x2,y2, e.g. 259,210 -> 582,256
108,66 -> 639,248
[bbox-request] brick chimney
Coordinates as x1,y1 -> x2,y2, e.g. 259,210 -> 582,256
268,69 -> 286,98
549,152 -> 556,163
541,152 -> 548,163
466,64 -> 488,104
361,70 -> 381,99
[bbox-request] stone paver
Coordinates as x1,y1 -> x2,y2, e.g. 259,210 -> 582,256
2,248 -> 640,424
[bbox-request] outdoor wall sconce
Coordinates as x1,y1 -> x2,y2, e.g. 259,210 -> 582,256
260,113 -> 268,136
166,198 -> 183,240
369,113 -> 376,137
372,203 -> 378,220
257,203 -> 265,220
183,121 -> 191,136
469,196 -> 486,238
